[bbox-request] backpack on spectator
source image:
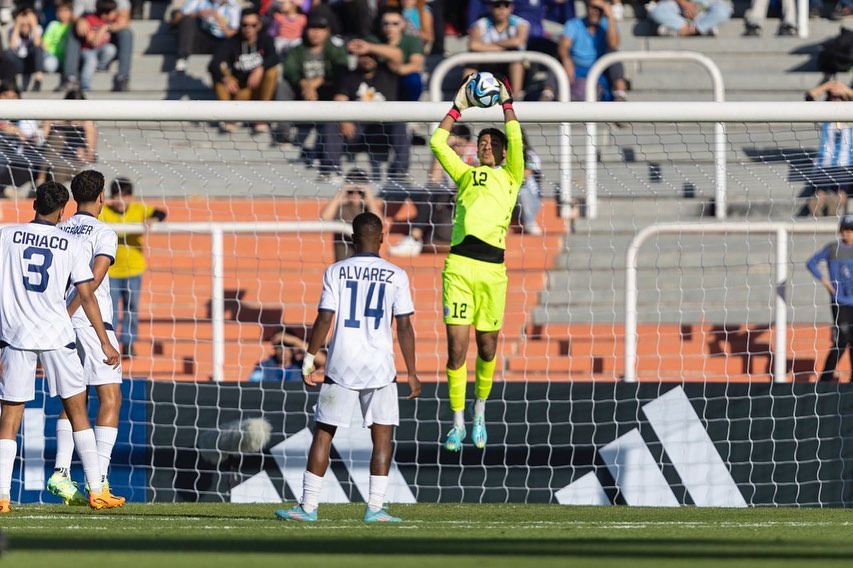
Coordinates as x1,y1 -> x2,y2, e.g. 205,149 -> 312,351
818,28 -> 853,75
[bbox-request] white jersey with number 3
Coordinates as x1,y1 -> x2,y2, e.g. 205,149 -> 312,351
60,212 -> 117,329
0,222 -> 94,350
318,252 -> 414,390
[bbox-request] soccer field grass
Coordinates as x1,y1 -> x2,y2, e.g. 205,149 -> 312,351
1,503 -> 852,567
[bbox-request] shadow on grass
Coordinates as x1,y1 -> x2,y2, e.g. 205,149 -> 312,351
7,537 -> 853,560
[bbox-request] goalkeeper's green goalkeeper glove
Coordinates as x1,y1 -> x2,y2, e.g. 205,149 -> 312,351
448,74 -> 475,121
494,73 -> 514,110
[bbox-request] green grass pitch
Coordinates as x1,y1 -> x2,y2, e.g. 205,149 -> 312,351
1,503 -> 853,567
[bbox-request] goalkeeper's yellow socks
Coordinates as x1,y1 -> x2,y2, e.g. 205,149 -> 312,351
447,363 -> 467,412
474,355 -> 495,402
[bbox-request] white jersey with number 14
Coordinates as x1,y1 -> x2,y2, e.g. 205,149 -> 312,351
318,253 -> 414,390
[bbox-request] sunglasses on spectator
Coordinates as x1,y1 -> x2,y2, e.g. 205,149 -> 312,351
241,21 -> 260,28
347,189 -> 366,196
381,20 -> 403,26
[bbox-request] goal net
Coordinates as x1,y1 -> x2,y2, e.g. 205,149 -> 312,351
3,100 -> 853,507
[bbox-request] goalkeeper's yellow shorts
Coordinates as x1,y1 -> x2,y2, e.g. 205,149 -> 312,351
442,253 -> 507,332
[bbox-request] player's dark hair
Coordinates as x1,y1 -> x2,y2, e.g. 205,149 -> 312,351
451,124 -> 472,140
110,176 -> 134,196
478,127 -> 507,159
34,181 -> 70,215
70,170 -> 105,203
352,212 -> 383,247
96,0 -> 117,15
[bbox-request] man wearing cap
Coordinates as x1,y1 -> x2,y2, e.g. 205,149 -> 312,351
806,214 -> 853,381
467,0 -> 529,96
278,12 -> 348,156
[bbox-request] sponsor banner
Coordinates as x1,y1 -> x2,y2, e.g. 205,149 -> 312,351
149,382 -> 853,506
14,378 -> 149,503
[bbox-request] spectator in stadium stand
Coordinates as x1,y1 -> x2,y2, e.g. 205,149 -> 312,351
382,0 -> 434,52
514,128 -> 543,235
61,0 -> 134,92
320,168 -> 383,261
75,0 -> 121,92
3,6 -> 45,92
800,80 -> 853,217
208,7 -> 279,134
743,0 -> 797,36
248,331 -> 325,382
806,214 -> 853,382
263,0 -> 306,58
466,0 -> 530,97
99,177 -> 167,358
36,88 -> 97,189
648,0 -> 732,36
172,0 -> 241,73
370,5 -> 424,101
0,82 -> 45,197
830,0 -> 853,19
42,1 -> 74,85
318,44 -> 410,182
278,12 -> 348,160
388,123 -> 475,257
558,0 -> 628,102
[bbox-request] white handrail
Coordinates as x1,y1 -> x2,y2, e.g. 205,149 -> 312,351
427,51 -> 575,217
1,220 -> 351,383
585,51 -> 726,220
624,221 -> 838,384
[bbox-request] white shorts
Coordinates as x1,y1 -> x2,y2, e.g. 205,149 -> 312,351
315,380 -> 399,428
74,327 -> 122,387
0,345 -> 85,402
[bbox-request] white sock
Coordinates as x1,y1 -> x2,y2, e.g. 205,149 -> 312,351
54,419 -> 74,471
0,439 -> 17,500
301,471 -> 323,513
368,475 -> 388,513
453,410 -> 465,429
72,429 -> 102,494
474,398 -> 486,418
94,426 -> 118,481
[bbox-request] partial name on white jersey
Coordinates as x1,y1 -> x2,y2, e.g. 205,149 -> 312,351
318,252 -> 414,390
60,212 -> 117,329
0,221 -> 94,350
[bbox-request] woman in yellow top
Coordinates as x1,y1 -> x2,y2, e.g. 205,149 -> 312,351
430,73 -> 523,452
98,177 -> 166,357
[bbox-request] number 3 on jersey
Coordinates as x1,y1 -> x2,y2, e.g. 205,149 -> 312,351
22,246 -> 53,293
344,281 -> 386,329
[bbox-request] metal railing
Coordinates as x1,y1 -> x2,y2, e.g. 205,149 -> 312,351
585,51 -> 726,219
624,221 -> 837,383
428,51 -> 576,217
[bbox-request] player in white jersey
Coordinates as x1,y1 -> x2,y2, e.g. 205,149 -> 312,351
46,170 -> 125,506
0,181 -> 123,513
276,212 -> 421,523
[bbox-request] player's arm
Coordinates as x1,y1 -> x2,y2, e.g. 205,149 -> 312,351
807,246 -> 834,294
395,315 -> 421,399
76,280 -> 120,368
430,76 -> 475,183
66,255 -> 111,316
495,73 -> 524,185
301,310 -> 334,387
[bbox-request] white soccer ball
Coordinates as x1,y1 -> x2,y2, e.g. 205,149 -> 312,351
466,72 -> 501,108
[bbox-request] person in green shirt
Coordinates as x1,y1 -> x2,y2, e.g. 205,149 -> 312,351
42,1 -> 73,80
430,73 -> 523,452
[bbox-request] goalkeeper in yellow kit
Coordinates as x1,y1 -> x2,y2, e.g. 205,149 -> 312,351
430,74 -> 523,451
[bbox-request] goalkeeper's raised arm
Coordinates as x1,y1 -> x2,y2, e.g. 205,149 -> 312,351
429,73 -> 524,453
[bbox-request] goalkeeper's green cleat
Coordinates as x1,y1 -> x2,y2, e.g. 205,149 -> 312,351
443,425 -> 466,452
275,504 -> 317,522
363,506 -> 401,523
47,472 -> 88,506
472,415 -> 487,449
